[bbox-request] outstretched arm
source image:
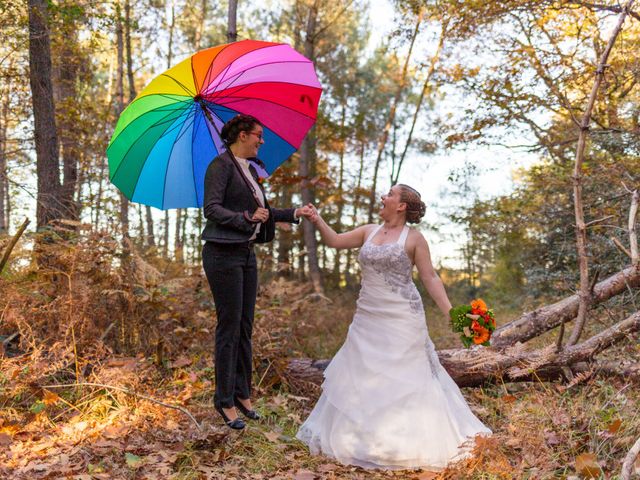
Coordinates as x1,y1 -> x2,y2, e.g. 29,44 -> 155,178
305,206 -> 371,249
414,232 -> 452,318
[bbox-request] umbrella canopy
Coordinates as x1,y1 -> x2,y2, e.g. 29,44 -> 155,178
107,39 -> 322,209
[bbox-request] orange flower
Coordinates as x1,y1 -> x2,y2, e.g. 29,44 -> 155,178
471,298 -> 488,314
473,326 -> 491,344
471,320 -> 482,332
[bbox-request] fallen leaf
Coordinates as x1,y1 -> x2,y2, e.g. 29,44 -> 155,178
106,357 -> 137,368
94,439 -> 122,449
317,463 -> 338,473
501,394 -> 517,403
102,424 -> 129,439
294,470 -> 316,480
415,470 -> 439,480
125,452 -> 144,469
263,430 -> 281,443
545,430 -> 561,446
42,389 -> 60,406
575,452 -> 602,478
607,419 -> 622,434
0,432 -> 12,446
170,356 -> 192,369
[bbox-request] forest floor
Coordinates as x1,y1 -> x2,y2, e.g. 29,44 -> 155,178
1,233 -> 639,479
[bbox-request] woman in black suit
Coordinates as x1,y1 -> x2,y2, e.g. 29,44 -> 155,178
202,114 -> 309,429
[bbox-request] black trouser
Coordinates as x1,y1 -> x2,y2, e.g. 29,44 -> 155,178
202,241 -> 258,409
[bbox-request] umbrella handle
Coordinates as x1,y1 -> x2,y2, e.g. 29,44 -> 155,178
198,100 -> 262,208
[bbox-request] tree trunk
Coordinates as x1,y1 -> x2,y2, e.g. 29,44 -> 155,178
115,2 -> 129,239
566,0 -> 635,347
629,189 -> 639,265
194,0 -> 206,49
227,0 -> 238,43
145,206 -> 156,248
57,13 -> 81,221
367,7 -> 424,223
125,3 -> 156,249
345,139 -> 366,280
175,208 -> 184,262
159,1 -> 176,256
332,103 -> 347,281
163,211 -> 170,257
137,204 -> 145,241
125,0 -> 136,102
28,0 -> 63,229
277,184 -> 294,276
299,1 -> 323,293
0,79 -> 8,234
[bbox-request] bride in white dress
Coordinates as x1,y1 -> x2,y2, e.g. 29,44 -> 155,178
296,184 -> 491,470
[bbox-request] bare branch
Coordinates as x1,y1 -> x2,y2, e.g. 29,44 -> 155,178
567,0 -> 635,347
629,190 -> 639,265
585,215 -> 615,227
612,236 -> 633,258
621,435 -> 640,480
566,1 -> 640,21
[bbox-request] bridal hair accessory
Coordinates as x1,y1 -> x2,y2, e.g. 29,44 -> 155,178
449,298 -> 496,348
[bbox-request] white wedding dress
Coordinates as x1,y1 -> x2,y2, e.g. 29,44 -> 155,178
296,225 -> 491,470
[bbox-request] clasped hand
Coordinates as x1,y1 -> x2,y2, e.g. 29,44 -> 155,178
296,203 -> 320,224
251,207 -> 269,223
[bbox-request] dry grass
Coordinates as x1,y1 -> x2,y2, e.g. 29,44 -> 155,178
1,230 -> 639,479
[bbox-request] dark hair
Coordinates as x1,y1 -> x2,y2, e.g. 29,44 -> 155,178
220,114 -> 262,145
396,184 -> 426,224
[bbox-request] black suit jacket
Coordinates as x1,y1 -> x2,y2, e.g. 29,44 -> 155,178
201,151 -> 297,244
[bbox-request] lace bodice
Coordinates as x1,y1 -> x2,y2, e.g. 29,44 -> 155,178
358,225 -> 423,313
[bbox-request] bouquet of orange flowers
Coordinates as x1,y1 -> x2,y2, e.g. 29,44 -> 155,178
449,299 -> 496,348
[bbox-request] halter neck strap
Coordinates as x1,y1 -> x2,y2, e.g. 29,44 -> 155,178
397,225 -> 410,247
365,225 -> 383,244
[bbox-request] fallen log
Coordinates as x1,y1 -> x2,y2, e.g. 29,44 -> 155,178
287,310 -> 640,388
491,264 -> 640,347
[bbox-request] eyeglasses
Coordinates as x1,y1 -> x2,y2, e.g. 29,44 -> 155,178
246,131 -> 264,141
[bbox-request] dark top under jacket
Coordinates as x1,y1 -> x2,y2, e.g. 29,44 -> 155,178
201,151 -> 298,244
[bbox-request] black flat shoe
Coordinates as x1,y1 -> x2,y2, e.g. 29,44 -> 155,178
234,397 -> 261,420
215,405 -> 246,430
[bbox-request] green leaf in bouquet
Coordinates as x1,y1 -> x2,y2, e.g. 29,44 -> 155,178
450,305 -> 472,332
460,335 -> 473,348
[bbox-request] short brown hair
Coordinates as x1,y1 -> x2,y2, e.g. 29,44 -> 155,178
220,114 -> 262,145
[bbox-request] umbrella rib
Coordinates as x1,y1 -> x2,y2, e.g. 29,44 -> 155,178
205,60 -> 315,95
110,104 -> 192,186
159,105 -> 198,209
161,73 -> 196,97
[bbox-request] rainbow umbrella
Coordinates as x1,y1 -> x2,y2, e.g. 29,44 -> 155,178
106,39 -> 322,209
